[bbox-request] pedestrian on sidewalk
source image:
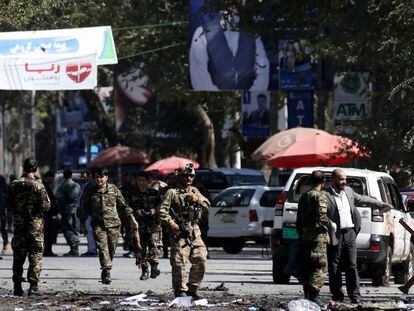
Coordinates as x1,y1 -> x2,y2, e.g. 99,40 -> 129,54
56,168 -> 81,257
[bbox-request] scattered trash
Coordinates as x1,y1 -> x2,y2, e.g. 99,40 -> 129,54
233,298 -> 252,305
194,299 -> 209,306
213,282 -> 228,291
119,293 -> 149,306
248,306 -> 259,311
168,296 -> 192,308
32,302 -> 49,306
99,301 -> 110,305
288,299 -> 320,311
14,309 -> 23,311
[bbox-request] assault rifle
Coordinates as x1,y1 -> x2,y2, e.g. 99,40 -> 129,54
170,206 -> 194,248
399,218 -> 414,244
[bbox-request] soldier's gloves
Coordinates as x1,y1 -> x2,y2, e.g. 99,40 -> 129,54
185,194 -> 199,204
331,222 -> 337,233
379,203 -> 392,213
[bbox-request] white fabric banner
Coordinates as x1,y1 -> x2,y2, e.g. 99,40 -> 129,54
0,26 -> 117,65
0,54 -> 97,90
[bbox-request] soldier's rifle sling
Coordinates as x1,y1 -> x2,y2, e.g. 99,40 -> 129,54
170,206 -> 194,248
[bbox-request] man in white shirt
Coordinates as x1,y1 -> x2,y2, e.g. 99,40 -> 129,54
324,169 -> 392,304
189,6 -> 269,91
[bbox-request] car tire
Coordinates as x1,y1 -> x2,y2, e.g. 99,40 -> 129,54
371,247 -> 392,287
272,256 -> 290,284
222,238 -> 244,254
394,244 -> 414,284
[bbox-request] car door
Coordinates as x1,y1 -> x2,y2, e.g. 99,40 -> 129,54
208,187 -> 256,237
259,189 -> 283,236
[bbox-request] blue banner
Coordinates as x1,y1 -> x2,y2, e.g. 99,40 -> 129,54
287,91 -> 313,128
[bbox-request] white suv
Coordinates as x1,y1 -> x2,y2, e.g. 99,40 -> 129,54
270,167 -> 414,286
208,185 -> 283,254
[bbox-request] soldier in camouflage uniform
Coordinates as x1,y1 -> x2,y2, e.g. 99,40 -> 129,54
128,171 -> 162,280
7,158 -> 51,296
296,170 -> 334,305
159,163 -> 210,299
79,168 -> 138,284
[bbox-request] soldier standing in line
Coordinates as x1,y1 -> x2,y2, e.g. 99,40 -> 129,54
159,163 -> 210,299
296,170 -> 335,305
128,171 -> 162,280
56,168 -> 81,256
7,158 -> 51,296
79,168 -> 139,284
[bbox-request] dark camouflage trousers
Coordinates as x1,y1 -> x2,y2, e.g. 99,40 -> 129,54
140,230 -> 162,268
12,222 -> 44,285
93,225 -> 120,270
301,240 -> 328,292
170,234 -> 207,293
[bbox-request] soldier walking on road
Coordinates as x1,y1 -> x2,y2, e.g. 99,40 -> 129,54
159,163 -> 210,299
7,158 -> 51,296
128,171 -> 162,280
296,170 -> 334,305
79,168 -> 139,284
56,168 -> 81,256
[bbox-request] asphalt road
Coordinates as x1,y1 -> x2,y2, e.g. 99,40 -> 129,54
0,236 -> 410,310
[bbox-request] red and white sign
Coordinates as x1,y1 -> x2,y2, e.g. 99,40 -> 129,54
0,53 -> 97,90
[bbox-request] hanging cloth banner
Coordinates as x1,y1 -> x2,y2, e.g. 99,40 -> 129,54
0,53 -> 97,90
0,26 -> 117,65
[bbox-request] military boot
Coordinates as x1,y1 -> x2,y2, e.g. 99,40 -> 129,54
13,282 -> 23,296
101,269 -> 111,284
140,266 -> 149,280
150,264 -> 160,279
28,284 -> 42,296
63,245 -> 79,257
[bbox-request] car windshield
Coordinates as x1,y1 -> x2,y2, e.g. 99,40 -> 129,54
212,188 -> 255,207
196,172 -> 229,190
288,173 -> 368,204
226,174 -> 266,186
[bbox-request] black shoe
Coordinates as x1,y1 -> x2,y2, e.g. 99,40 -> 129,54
123,251 -> 134,258
350,296 -> 361,304
63,245 -> 79,257
150,265 -> 160,279
186,291 -> 202,300
28,284 -> 42,296
174,291 -> 187,298
398,285 -> 409,295
101,269 -> 111,284
140,267 -> 149,280
81,251 -> 97,257
13,283 -> 23,296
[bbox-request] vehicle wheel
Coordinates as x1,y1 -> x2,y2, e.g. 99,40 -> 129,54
272,256 -> 290,284
222,238 -> 244,254
394,245 -> 414,284
372,247 -> 392,286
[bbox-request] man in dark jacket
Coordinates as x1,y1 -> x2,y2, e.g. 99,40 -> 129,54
42,171 -> 59,257
324,169 -> 392,304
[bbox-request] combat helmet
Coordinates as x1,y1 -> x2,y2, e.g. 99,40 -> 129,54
176,163 -> 196,176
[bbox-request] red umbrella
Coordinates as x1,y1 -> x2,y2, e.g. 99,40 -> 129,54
267,134 -> 367,168
88,146 -> 149,169
251,127 -> 331,161
144,156 -> 200,175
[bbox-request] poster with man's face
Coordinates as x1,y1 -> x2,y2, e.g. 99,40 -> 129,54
189,0 -> 279,91
242,91 -> 270,137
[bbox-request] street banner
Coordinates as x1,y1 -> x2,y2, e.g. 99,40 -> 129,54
287,91 -> 313,128
0,53 -> 97,90
278,40 -> 314,90
334,72 -> 371,120
242,91 -> 270,137
0,26 -> 117,65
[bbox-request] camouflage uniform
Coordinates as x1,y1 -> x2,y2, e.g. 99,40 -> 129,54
80,183 -> 135,271
129,187 -> 161,269
296,188 -> 331,300
159,183 -> 210,295
7,175 -> 51,287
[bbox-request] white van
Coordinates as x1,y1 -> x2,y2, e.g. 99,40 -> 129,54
208,185 -> 283,254
270,167 -> 414,286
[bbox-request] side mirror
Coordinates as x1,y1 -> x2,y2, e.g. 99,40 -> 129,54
407,200 -> 414,212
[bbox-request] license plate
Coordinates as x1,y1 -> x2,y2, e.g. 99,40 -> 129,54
282,227 -> 298,239
220,213 -> 236,223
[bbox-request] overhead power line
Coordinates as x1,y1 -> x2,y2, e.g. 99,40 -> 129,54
118,42 -> 184,60
113,21 -> 188,32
